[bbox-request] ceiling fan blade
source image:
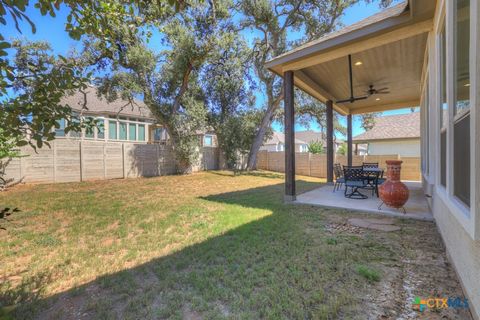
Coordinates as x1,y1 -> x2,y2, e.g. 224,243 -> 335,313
376,91 -> 390,94
336,98 -> 354,104
336,95 -> 369,104
376,87 -> 389,91
354,95 -> 369,101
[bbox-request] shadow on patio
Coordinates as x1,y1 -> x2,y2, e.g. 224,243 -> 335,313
295,181 -> 433,221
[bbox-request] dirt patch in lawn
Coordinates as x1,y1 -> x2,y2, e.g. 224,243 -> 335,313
322,213 -> 472,320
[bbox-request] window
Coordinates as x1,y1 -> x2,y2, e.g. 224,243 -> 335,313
109,121 -> 117,140
70,116 -> 81,138
421,77 -> 430,175
84,117 -> 94,138
203,135 -> 213,147
153,128 -> 166,141
97,121 -> 105,139
454,0 -> 470,115
55,118 -> 66,137
138,124 -> 145,141
439,23 -> 447,187
119,122 -> 127,140
129,123 -> 136,141
453,0 -> 470,206
277,143 -> 284,152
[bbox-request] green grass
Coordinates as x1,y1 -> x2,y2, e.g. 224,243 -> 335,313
0,171 -> 442,319
356,265 -> 381,283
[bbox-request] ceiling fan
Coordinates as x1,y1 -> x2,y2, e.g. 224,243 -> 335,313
336,54 -> 390,104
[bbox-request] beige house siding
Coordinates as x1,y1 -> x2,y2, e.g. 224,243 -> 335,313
421,1 -> 480,318
429,190 -> 480,319
367,139 -> 420,157
260,142 -> 308,153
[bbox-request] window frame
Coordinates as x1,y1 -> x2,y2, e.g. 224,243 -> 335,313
433,0 -> 479,239
203,134 -> 214,147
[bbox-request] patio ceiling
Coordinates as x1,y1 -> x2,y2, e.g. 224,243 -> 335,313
266,0 -> 436,115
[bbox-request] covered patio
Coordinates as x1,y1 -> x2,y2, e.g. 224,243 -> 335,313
265,0 -> 436,215
296,182 -> 432,220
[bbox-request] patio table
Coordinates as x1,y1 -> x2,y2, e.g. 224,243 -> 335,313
363,168 -> 384,197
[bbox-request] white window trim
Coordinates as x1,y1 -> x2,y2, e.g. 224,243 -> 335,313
432,0 -> 479,239
203,134 -> 214,147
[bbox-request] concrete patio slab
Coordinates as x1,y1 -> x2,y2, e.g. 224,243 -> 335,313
295,182 -> 433,221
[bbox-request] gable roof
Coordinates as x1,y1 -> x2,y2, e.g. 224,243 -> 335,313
265,1 -> 410,69
353,112 -> 420,142
61,86 -> 154,119
264,132 -> 307,145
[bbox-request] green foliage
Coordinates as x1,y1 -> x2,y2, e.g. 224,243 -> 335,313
90,0 -> 233,171
0,0 -> 182,158
356,265 -> 381,282
295,91 -> 347,137
337,143 -> 347,156
307,140 -> 324,154
1,40 -> 95,151
203,30 -> 258,170
358,113 -> 379,131
240,0 -> 359,169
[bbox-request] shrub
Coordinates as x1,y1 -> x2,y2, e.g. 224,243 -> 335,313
307,140 -> 324,154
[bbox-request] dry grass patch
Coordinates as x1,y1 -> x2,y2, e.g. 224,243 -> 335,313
0,171 -> 470,319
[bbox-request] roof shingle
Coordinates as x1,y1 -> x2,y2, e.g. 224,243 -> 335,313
353,112 -> 420,142
61,86 -> 153,119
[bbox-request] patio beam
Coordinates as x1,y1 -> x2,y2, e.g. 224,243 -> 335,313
326,100 -> 334,183
347,114 -> 353,166
284,71 -> 296,201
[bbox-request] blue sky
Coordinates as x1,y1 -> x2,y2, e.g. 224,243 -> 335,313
2,0 -> 413,140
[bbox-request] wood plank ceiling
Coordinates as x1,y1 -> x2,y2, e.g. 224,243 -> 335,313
300,32 -> 428,114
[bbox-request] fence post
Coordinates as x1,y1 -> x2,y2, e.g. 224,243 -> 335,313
103,143 -> 107,179
122,143 -> 126,179
19,147 -> 25,181
266,151 -> 269,171
79,141 -> 84,182
52,140 -> 57,182
308,152 -> 312,176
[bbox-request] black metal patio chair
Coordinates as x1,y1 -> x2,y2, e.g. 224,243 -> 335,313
343,166 -> 368,199
362,162 -> 380,195
333,163 -> 345,192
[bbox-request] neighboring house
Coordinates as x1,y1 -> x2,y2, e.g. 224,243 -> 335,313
295,130 -> 344,152
58,86 -> 216,147
266,0 -> 480,317
352,112 -> 420,157
354,143 -> 368,156
260,132 -> 308,152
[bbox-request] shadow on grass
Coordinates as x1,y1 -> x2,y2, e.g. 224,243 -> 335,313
3,181 -> 363,320
207,170 -> 286,180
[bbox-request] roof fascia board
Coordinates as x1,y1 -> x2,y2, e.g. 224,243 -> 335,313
277,18 -> 432,72
265,8 -> 410,70
352,137 -> 420,143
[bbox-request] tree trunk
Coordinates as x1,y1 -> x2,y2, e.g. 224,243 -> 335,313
246,92 -> 283,170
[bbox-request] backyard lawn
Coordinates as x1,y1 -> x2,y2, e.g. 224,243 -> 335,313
0,171 -> 470,319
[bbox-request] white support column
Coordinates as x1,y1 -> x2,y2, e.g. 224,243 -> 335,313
472,0 -> 480,238
446,0 -> 454,197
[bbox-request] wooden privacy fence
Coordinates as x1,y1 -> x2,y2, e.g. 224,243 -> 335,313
256,151 -> 421,181
5,139 -> 219,184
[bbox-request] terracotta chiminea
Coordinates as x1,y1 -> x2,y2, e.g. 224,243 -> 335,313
379,160 -> 409,210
